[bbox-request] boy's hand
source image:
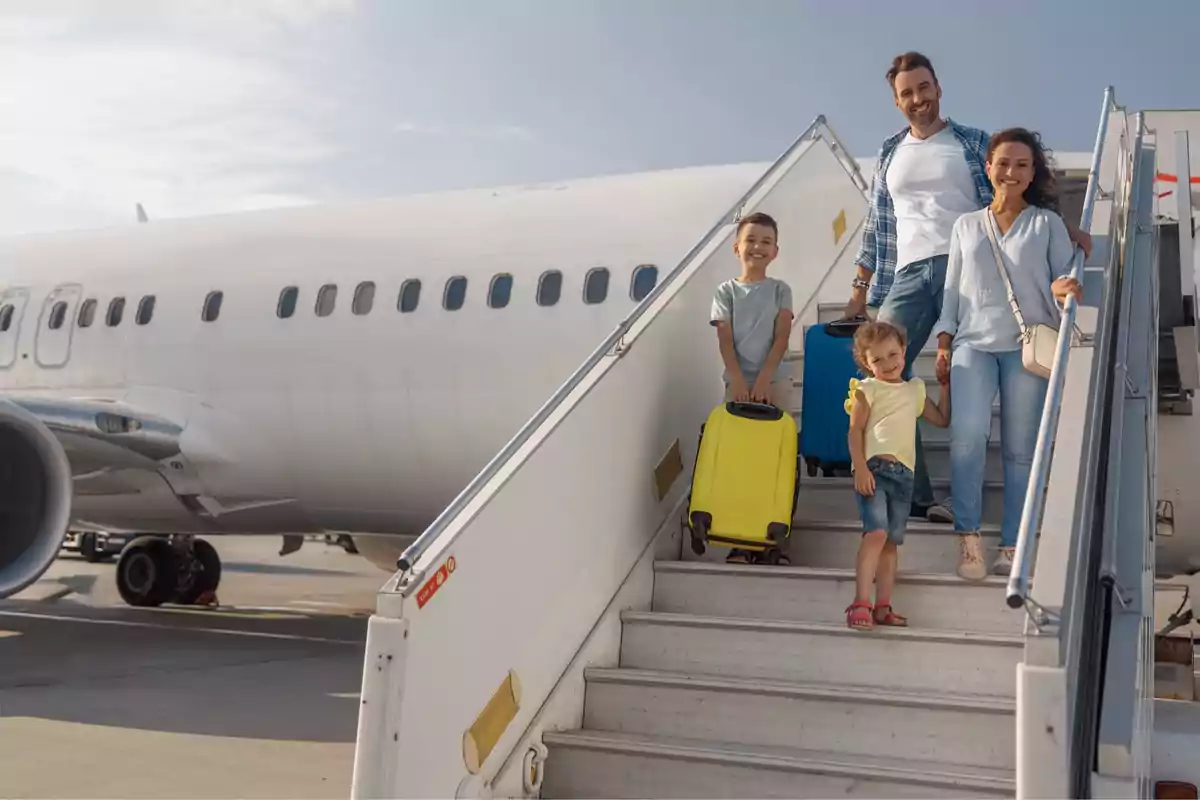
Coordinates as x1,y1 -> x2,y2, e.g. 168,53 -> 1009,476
854,466 -> 875,497
730,376 -> 751,403
936,348 -> 951,385
750,375 -> 773,404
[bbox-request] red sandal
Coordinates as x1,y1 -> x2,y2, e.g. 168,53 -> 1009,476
845,601 -> 873,630
872,604 -> 908,627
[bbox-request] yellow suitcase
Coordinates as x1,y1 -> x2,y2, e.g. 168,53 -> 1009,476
687,401 -> 800,562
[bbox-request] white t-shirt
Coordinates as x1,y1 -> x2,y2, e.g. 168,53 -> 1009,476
885,126 -> 980,270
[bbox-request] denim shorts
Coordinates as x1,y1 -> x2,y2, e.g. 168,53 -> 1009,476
854,456 -> 915,544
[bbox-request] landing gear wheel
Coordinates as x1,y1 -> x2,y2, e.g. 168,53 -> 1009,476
80,532 -> 103,563
116,536 -> 179,607
173,539 -> 222,606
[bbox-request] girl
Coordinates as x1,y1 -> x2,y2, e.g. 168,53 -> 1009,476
845,321 -> 951,630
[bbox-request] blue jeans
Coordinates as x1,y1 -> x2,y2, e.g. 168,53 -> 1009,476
854,457 -> 915,544
875,254 -> 948,507
949,346 -> 1049,547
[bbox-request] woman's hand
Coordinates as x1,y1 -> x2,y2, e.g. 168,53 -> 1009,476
1052,276 -> 1083,304
935,348 -> 952,385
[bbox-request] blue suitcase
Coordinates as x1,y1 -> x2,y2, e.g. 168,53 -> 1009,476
799,316 -> 866,477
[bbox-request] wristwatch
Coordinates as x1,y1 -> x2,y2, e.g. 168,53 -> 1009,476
851,278 -> 870,291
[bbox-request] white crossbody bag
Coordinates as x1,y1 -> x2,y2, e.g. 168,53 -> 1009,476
982,210 -> 1060,380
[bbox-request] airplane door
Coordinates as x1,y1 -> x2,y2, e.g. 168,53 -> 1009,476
34,284 -> 82,368
0,288 -> 29,369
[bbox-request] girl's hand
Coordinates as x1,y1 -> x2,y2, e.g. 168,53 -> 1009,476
935,348 -> 951,385
1052,276 -> 1083,304
854,468 -> 875,497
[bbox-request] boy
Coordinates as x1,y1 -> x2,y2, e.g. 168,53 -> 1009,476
710,212 -> 794,407
709,211 -> 794,564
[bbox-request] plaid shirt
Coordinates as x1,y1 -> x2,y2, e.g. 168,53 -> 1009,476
855,119 -> 993,307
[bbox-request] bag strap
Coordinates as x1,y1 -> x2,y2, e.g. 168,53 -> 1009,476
982,210 -> 1030,336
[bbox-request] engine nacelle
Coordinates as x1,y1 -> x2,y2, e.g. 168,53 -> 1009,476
0,399 -> 73,599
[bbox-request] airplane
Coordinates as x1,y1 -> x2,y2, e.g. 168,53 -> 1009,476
0,160 -> 775,607
0,144 -> 1171,610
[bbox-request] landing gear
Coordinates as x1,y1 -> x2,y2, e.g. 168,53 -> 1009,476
115,535 -> 222,608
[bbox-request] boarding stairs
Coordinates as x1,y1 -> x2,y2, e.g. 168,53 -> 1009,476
352,90 -> 1191,799
536,305 -> 1019,798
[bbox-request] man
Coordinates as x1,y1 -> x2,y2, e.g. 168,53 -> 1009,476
845,50 -> 1092,528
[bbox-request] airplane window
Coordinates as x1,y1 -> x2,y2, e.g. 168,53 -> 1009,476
443,276 -> 467,311
277,286 -> 299,319
315,284 -> 337,317
136,295 -> 155,325
106,297 -> 125,327
48,301 -> 68,330
537,270 -> 563,307
398,279 -> 421,313
78,299 -> 97,328
631,264 -> 659,302
489,273 -> 513,309
352,281 -> 376,316
0,305 -> 12,332
202,290 -> 223,322
584,267 -> 610,305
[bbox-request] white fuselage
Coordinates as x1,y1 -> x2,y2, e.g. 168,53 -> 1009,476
0,162 -> 768,540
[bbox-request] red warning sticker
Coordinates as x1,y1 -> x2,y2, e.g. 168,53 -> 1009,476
416,555 -> 456,609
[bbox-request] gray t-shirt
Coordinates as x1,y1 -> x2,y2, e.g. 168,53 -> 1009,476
710,276 -> 793,386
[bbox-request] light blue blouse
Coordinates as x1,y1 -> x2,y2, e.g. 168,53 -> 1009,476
933,205 -> 1076,352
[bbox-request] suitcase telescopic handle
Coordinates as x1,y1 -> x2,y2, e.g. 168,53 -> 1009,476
824,314 -> 869,338
725,401 -> 785,421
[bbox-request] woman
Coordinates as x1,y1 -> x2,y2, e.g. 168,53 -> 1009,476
932,127 -> 1083,581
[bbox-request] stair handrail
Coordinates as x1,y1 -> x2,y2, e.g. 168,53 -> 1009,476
392,115 -> 838,580
1005,86 -> 1117,610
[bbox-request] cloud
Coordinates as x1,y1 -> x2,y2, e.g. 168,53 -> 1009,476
0,1 -> 358,236
392,121 -> 536,143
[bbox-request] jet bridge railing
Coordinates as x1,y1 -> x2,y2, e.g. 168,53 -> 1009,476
1006,85 -> 1116,611
350,116 -> 872,799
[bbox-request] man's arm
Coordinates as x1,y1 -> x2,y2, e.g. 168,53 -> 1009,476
1063,218 -> 1093,258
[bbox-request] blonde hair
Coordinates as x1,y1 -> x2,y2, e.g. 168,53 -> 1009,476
852,320 -> 907,375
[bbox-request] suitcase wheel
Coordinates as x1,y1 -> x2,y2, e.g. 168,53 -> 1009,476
689,512 -> 710,556
804,457 -> 818,478
763,549 -> 782,565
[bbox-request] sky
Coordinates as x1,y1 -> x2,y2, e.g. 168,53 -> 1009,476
2,0 -> 1198,237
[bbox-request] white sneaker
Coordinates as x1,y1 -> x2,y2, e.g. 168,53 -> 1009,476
957,533 -> 987,581
992,546 -> 1015,576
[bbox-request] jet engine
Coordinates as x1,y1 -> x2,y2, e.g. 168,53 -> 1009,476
0,399 -> 73,599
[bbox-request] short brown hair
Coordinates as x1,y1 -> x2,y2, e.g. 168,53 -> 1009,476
736,211 -> 778,240
886,51 -> 938,90
852,320 -> 907,374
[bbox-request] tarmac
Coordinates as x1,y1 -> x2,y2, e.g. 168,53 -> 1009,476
0,535 -> 390,799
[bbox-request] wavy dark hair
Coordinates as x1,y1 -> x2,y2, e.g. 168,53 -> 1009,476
987,127 -> 1060,213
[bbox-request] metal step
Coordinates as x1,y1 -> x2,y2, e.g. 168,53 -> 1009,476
541,730 -> 1014,798
795,477 -> 1006,523
786,519 -> 1024,575
581,667 -> 1015,769
619,611 -> 1024,696
651,562 -> 1024,634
